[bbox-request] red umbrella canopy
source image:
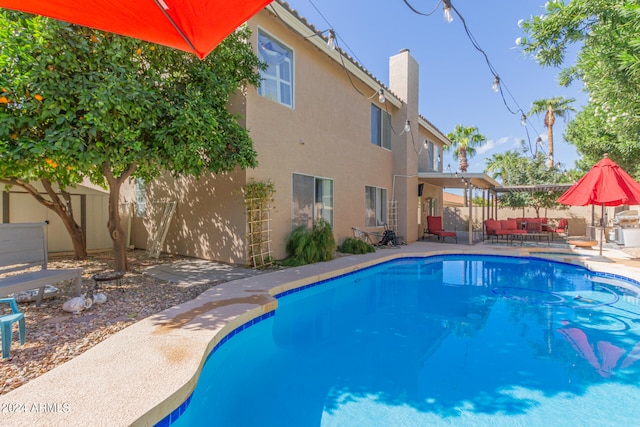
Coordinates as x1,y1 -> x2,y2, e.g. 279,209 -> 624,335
0,0 -> 273,59
557,155 -> 640,206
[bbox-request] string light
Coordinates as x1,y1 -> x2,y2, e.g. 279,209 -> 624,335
327,29 -> 336,50
378,89 -> 386,104
275,0 -> 483,152
443,0 -> 453,23
492,75 -> 500,93
403,0 -> 546,159
521,114 -> 527,126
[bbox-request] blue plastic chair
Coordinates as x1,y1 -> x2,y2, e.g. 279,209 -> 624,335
1,297 -> 26,358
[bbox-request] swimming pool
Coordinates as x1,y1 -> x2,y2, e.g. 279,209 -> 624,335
166,255 -> 640,426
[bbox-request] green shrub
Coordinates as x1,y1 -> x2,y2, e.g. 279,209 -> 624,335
282,219 -> 336,266
338,237 -> 375,254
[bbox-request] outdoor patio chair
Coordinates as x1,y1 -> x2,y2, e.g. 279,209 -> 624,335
484,219 -> 500,242
1,297 -> 26,359
426,216 -> 457,243
352,227 -> 380,245
549,218 -> 569,240
526,221 -> 542,233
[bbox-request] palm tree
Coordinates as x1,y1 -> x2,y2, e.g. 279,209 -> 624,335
445,124 -> 486,173
529,97 -> 575,169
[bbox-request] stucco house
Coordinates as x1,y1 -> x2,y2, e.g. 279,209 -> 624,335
120,1 -> 457,265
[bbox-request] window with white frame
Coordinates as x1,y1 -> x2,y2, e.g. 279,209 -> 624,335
419,140 -> 443,172
365,186 -> 387,227
425,140 -> 436,171
292,173 -> 334,228
135,178 -> 146,217
425,197 -> 436,217
258,31 -> 293,108
371,104 -> 391,150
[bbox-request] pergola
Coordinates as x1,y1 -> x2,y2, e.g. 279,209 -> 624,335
493,183 -> 573,194
419,173 -> 573,245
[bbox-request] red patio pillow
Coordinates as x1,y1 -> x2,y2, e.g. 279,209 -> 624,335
502,219 -> 518,230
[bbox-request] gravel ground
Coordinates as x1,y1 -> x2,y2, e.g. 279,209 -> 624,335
0,250 -> 221,396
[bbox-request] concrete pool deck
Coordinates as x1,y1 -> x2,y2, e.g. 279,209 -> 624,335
2,241 -> 640,426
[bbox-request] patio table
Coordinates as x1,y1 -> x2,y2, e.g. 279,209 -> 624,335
521,232 -> 551,246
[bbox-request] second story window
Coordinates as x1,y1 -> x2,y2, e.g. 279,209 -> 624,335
258,31 -> 293,108
371,104 -> 391,150
426,140 -> 436,171
419,140 -> 443,172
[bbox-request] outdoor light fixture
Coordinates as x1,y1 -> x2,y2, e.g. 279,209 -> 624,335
443,0 -> 453,23
536,136 -> 543,146
521,114 -> 527,126
378,89 -> 386,103
492,75 -> 500,92
327,29 -> 336,50
403,120 -> 411,133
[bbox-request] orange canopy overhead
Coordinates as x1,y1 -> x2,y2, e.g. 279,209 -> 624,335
0,0 -> 273,59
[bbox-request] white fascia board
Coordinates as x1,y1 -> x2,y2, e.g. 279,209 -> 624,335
418,117 -> 451,147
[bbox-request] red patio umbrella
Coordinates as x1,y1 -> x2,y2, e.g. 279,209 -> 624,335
557,154 -> 640,256
556,326 -> 640,378
0,0 -> 273,59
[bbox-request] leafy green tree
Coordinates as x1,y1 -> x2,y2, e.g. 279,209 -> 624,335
486,147 -> 569,217
485,150 -> 527,186
445,124 -> 486,173
528,97 -> 575,169
0,12 -> 262,270
519,0 -> 640,171
564,104 -> 640,177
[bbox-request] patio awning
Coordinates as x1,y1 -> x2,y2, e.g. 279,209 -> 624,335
418,172 -> 500,190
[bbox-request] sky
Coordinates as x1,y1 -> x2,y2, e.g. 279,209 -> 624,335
284,0 -> 588,175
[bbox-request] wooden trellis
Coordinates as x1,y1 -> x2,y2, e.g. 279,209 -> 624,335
245,197 -> 272,269
147,201 -> 176,259
388,200 -> 398,232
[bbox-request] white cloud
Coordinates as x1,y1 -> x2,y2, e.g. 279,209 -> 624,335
477,140 -> 495,154
477,136 -> 510,155
496,136 -> 510,146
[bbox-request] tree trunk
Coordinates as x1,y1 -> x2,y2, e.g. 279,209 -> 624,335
103,161 -> 136,272
0,178 -> 87,259
458,148 -> 468,173
42,180 -> 88,260
546,106 -> 556,170
107,185 -> 127,271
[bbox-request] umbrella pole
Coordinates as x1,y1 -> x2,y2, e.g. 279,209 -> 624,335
600,203 -> 604,257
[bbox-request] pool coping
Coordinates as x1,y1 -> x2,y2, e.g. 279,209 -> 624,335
1,242 -> 640,426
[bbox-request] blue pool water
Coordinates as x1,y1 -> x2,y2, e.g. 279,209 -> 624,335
168,255 -> 640,426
